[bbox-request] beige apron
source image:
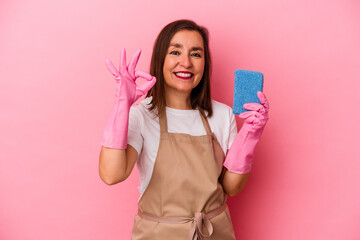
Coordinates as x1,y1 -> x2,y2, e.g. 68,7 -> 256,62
131,109 -> 236,240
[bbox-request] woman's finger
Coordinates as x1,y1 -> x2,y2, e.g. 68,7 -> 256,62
119,48 -> 127,73
128,49 -> 142,79
257,91 -> 269,110
243,103 -> 265,113
239,111 -> 260,119
105,59 -> 119,77
135,76 -> 156,99
245,116 -> 260,125
239,111 -> 252,119
135,70 -> 154,81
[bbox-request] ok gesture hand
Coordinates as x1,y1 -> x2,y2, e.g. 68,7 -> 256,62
106,48 -> 156,105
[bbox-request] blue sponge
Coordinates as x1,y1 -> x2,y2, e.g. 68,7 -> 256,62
233,69 -> 264,115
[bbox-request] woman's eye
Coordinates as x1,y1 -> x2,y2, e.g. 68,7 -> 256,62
170,51 -> 180,55
192,53 -> 201,57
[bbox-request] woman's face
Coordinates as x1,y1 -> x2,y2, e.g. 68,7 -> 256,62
163,30 -> 205,96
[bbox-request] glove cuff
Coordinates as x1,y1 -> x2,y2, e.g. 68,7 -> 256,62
100,98 -> 131,149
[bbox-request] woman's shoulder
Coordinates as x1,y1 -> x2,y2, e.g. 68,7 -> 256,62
130,96 -> 156,118
210,99 -> 233,116
136,96 -> 152,109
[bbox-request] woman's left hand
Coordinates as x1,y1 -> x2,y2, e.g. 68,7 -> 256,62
238,91 -> 269,129
223,91 -> 270,174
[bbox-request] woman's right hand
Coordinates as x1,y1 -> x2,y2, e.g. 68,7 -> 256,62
100,48 -> 155,150
105,48 -> 156,105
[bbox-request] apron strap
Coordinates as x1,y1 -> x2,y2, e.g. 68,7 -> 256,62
198,109 -> 212,135
159,109 -> 168,133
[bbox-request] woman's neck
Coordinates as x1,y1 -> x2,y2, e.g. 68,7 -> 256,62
165,88 -> 192,110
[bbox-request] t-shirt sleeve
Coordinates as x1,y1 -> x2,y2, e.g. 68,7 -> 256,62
127,106 -> 144,156
228,109 -> 238,150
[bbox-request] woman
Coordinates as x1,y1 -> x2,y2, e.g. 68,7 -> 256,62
99,19 -> 269,239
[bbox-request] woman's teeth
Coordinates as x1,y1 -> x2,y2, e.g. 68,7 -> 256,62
175,72 -> 192,77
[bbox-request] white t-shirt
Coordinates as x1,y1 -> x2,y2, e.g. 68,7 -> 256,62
127,97 -> 238,202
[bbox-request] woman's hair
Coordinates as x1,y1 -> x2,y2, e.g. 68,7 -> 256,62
146,19 -> 213,117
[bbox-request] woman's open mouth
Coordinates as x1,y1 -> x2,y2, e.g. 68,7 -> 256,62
174,71 -> 194,80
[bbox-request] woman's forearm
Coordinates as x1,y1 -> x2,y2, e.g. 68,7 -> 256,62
99,145 -> 138,185
220,168 -> 250,197
99,146 -> 127,185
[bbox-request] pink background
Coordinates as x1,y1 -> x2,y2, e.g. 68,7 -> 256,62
1,0 -> 359,239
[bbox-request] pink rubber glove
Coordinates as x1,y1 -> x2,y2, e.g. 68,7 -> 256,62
100,48 -> 156,149
223,91 -> 270,174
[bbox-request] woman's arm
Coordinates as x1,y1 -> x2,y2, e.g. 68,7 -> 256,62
219,149 -> 250,197
99,145 -> 138,185
219,166 -> 250,197
98,49 -> 155,185
220,91 -> 269,196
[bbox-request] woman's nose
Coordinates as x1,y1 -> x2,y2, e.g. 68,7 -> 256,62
179,54 -> 192,68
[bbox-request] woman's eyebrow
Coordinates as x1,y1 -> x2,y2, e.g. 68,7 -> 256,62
170,43 -> 204,52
